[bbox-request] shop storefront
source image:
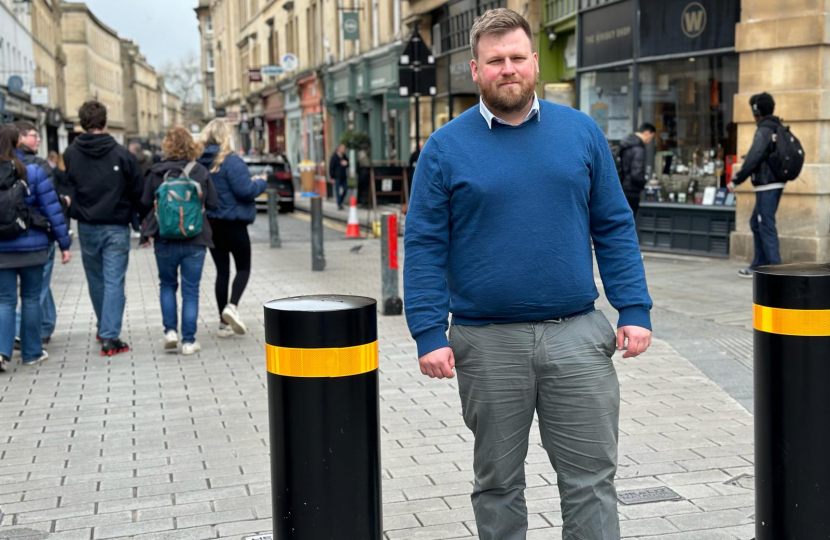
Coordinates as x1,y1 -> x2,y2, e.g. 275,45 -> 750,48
281,80 -> 303,179
578,0 -> 740,257
538,1 -> 577,107
263,88 -> 286,155
324,42 -> 410,162
299,74 -> 326,167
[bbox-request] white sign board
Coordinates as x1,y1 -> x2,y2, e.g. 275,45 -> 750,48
31,86 -> 49,106
281,53 -> 298,72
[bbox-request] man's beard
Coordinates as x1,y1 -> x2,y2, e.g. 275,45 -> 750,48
478,72 -> 538,117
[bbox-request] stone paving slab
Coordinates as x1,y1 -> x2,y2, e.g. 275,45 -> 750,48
0,217 -> 755,539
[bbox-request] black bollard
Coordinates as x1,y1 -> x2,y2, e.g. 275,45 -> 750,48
267,187 -> 281,248
754,263 -> 830,539
264,295 -> 382,540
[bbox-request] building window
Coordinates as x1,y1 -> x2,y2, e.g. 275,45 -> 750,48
207,48 -> 215,71
206,15 -> 213,33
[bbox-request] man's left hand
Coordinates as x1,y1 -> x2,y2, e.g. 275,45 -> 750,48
616,326 -> 652,358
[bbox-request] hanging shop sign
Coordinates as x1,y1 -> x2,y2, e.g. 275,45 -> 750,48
31,87 -> 49,105
639,0 -> 740,58
342,12 -> 360,40
579,0 -> 634,68
249,69 -> 263,83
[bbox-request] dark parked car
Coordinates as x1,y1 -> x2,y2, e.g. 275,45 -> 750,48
243,156 -> 294,213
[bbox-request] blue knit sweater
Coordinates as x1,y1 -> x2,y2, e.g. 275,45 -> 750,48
403,100 -> 652,357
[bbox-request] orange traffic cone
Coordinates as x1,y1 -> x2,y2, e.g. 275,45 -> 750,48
345,196 -> 361,239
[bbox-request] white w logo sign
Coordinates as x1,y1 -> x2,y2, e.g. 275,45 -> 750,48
681,2 -> 707,38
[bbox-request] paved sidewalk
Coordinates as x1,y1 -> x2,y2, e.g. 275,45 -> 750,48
0,217 -> 755,539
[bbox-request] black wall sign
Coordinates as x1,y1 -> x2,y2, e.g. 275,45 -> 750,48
639,0 -> 740,58
580,0 -> 635,68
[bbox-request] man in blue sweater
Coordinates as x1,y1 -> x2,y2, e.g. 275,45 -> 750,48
404,9 -> 652,540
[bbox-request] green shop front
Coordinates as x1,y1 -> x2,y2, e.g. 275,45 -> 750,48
325,42 -> 412,166
538,0 -> 578,107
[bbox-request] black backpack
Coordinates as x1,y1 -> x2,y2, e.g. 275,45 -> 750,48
610,143 -> 625,180
0,171 -> 32,240
767,124 -> 804,181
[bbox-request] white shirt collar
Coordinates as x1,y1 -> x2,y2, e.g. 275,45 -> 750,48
479,93 -> 541,129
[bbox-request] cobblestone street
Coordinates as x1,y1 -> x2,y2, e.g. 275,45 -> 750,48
0,216 -> 755,540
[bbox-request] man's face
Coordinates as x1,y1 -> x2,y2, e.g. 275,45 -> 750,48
471,28 -> 539,116
338,144 -> 346,155
20,130 -> 40,151
642,131 -> 655,145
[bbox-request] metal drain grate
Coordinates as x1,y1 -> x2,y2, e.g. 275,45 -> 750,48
617,486 -> 683,505
713,335 -> 754,370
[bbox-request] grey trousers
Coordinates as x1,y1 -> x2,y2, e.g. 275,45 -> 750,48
450,311 -> 621,540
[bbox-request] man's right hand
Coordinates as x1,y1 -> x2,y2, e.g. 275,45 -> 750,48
419,347 -> 455,379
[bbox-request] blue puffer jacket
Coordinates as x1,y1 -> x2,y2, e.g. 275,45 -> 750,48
198,146 -> 266,223
0,156 -> 71,253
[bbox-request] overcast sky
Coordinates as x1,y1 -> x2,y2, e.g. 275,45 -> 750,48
65,0 -> 201,69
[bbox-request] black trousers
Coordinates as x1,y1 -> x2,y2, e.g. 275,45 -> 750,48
208,219 -> 252,320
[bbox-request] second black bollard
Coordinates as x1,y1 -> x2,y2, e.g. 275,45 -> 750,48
754,263 -> 830,539
267,187 -> 281,248
310,196 -> 325,271
265,296 -> 382,539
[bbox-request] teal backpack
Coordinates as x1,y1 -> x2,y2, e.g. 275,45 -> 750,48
155,162 -> 204,240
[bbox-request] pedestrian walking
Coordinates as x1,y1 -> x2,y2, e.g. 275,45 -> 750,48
0,125 -> 71,372
728,92 -> 786,278
140,127 -> 217,356
14,121 -> 53,180
197,119 -> 266,338
129,141 -> 154,176
617,123 -> 656,216
403,9 -> 652,540
63,100 -> 145,356
13,123 -> 71,347
329,143 -> 349,210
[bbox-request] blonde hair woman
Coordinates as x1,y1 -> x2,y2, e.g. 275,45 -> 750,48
197,119 -> 266,338
141,126 -> 217,355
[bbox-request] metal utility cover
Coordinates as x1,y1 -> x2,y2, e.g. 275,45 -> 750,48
617,486 -> 682,505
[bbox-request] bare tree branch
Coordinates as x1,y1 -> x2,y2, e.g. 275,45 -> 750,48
160,52 -> 202,107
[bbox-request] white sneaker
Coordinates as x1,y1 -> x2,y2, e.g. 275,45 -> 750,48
23,350 -> 48,366
221,305 -> 247,335
182,342 -> 202,356
163,330 -> 178,351
217,323 -> 235,338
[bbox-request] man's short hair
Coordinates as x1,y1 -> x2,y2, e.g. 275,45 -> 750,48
13,121 -> 37,136
638,123 -> 656,134
750,92 -> 775,117
79,101 -> 108,132
470,8 -> 534,61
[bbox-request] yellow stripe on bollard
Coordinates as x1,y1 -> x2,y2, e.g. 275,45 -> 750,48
266,341 -> 379,377
753,304 -> 830,336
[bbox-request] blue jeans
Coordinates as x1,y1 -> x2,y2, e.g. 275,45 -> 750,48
78,223 -> 130,340
154,242 -> 206,344
0,264 -> 45,362
336,177 -> 348,208
750,189 -> 783,269
15,243 -> 56,340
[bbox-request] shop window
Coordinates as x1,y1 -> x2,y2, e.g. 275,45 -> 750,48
638,54 -> 738,191
579,67 -> 633,142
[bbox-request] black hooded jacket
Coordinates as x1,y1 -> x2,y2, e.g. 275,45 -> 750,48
63,133 -> 145,225
619,133 -> 646,197
733,116 -> 784,189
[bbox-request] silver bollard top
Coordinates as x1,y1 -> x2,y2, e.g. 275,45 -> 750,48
264,295 -> 377,348
754,263 -> 830,277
